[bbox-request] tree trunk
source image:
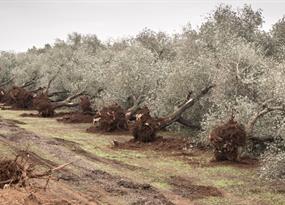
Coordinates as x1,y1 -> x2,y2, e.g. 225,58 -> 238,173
158,85 -> 215,129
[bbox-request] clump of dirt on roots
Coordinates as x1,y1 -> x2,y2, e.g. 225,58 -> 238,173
0,153 -> 72,189
87,103 -> 128,132
79,96 -> 93,113
0,155 -> 34,189
5,86 -> 34,109
32,93 -> 55,117
209,116 -> 247,161
57,96 -> 94,123
130,106 -> 158,143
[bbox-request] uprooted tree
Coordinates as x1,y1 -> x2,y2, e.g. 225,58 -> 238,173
33,90 -> 86,117
209,100 -> 285,161
208,115 -> 247,161
57,95 -> 97,123
129,85 -> 215,142
0,152 -> 73,189
30,74 -> 95,117
0,76 -> 40,109
87,103 -> 129,132
87,95 -> 145,132
2,86 -> 34,109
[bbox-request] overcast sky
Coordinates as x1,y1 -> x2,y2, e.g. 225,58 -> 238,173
0,0 -> 284,52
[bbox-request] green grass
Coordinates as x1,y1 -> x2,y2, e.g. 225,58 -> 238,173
1,109 -> 285,205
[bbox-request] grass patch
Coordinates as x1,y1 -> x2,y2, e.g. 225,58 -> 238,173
212,179 -> 244,188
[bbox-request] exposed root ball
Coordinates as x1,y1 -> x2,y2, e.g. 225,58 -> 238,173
0,158 -> 34,188
79,96 -> 92,113
33,93 -> 55,117
209,117 -> 247,161
131,106 -> 158,143
87,103 -> 128,132
7,86 -> 34,109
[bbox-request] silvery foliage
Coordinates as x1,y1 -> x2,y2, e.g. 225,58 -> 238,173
0,5 -> 284,158
0,52 -> 16,85
259,138 -> 285,181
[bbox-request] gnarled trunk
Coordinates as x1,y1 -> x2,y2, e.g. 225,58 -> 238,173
130,85 -> 215,142
33,91 -> 85,117
157,85 -> 215,129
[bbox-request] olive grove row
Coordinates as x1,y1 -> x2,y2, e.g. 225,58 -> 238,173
1,5 -> 285,153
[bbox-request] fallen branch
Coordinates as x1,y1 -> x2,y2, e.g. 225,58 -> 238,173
158,84 -> 215,129
246,102 -> 285,137
30,161 -> 75,178
126,95 -> 145,120
177,117 -> 201,130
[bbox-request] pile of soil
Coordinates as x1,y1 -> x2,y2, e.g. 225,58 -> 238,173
87,104 -> 128,132
168,176 -> 222,200
130,106 -> 158,142
57,96 -> 95,123
209,117 -> 247,161
113,136 -> 193,153
32,93 -> 54,117
57,112 -> 94,123
0,157 -> 34,189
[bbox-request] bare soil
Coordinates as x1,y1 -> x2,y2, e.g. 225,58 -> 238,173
168,176 -> 223,200
20,112 -> 71,118
112,136 -> 193,153
57,112 -> 94,123
0,118 -> 173,204
0,109 -> 284,205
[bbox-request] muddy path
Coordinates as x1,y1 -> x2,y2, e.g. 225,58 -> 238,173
0,109 -> 284,205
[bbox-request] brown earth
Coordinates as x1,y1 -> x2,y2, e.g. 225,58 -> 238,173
168,176 -> 223,200
57,112 -> 94,123
87,104 -> 128,133
0,109 -> 284,205
112,136 -> 193,153
130,106 -> 158,143
209,116 -> 247,161
20,111 -> 71,118
0,118 -> 174,204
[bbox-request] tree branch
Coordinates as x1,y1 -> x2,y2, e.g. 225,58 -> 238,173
0,77 -> 14,88
177,117 -> 201,130
158,84 -> 215,129
127,95 -> 145,114
246,102 -> 285,137
52,90 -> 86,109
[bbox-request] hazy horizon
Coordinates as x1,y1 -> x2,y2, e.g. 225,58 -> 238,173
0,0 -> 284,52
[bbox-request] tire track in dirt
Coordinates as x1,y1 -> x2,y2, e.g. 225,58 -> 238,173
52,137 -> 146,171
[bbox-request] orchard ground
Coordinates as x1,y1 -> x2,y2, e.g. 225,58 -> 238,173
0,108 -> 284,205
